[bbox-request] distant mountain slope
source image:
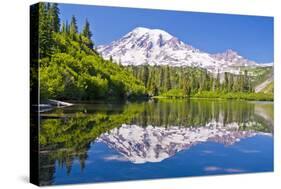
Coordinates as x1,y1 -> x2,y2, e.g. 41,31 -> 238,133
255,76 -> 273,93
98,27 -> 272,73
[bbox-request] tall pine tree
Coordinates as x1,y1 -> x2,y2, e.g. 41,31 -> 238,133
49,3 -> 60,32
82,19 -> 92,39
164,66 -> 171,91
82,19 -> 94,48
38,2 -> 53,58
61,21 -> 66,33
70,15 -> 78,34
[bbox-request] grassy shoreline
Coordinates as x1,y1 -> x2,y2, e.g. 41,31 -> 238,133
153,90 -> 273,101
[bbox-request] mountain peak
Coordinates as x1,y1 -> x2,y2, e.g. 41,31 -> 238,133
130,27 -> 150,34
129,27 -> 173,40
225,49 -> 239,55
97,28 -> 262,72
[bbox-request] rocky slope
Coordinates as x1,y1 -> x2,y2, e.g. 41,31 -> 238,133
98,27 -> 271,74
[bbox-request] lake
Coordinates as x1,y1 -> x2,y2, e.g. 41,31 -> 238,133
39,99 -> 273,185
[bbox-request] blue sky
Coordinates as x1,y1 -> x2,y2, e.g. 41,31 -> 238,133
59,3 -> 273,63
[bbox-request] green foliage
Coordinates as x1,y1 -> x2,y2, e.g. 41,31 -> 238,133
69,15 -> 78,35
82,19 -> 94,48
38,3 -> 53,58
157,90 -> 273,101
39,48 -> 146,100
128,64 -> 270,101
160,89 -> 185,98
193,91 -> 273,101
48,3 -> 60,32
129,66 -> 224,94
38,3 -> 146,100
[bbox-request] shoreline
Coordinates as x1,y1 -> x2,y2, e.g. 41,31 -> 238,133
152,96 -> 273,102
152,91 -> 273,102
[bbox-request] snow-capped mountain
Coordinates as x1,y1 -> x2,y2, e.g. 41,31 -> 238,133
97,27 -> 269,73
211,49 -> 257,67
98,122 -> 271,164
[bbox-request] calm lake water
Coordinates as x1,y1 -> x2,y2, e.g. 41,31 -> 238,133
39,99 -> 273,185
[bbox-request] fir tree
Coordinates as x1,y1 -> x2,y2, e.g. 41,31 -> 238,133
82,19 -> 92,40
143,65 -> 149,87
65,20 -> 70,34
82,19 -> 94,48
70,15 -> 78,34
164,66 -> 172,91
183,75 -> 191,96
215,72 -> 220,91
38,2 -> 53,58
159,67 -> 165,92
61,21 -> 66,33
49,3 -> 60,32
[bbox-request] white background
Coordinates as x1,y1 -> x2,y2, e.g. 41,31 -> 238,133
0,0 -> 280,188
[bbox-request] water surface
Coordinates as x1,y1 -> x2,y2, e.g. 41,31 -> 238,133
39,99 -> 273,185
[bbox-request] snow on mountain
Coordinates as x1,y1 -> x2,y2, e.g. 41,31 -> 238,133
98,122 -> 270,164
258,62 -> 274,67
97,27 -> 269,73
211,49 -> 256,67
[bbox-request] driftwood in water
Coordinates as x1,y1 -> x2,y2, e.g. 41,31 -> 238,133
34,99 -> 73,113
47,99 -> 73,107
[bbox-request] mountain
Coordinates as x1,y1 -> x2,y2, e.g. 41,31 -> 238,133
97,27 -> 269,73
98,123 -> 271,164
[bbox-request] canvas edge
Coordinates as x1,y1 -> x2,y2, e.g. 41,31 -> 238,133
30,2 -> 40,186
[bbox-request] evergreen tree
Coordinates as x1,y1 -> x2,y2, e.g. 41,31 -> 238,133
82,19 -> 94,48
159,67 -> 165,91
183,75 -> 191,96
204,71 -> 210,91
38,2 -> 53,58
215,72 -> 220,91
238,72 -> 244,92
243,70 -> 250,92
82,19 -> 92,39
49,3 -> 60,32
224,72 -> 229,92
70,15 -> 78,34
190,75 -> 196,93
164,66 -> 172,91
228,74 -> 234,92
147,68 -> 154,90
61,21 -> 66,33
143,65 -> 149,87
65,20 -> 70,34
151,82 -> 158,96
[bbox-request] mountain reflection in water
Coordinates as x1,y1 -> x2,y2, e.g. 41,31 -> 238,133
98,123 -> 271,164
38,99 -> 273,185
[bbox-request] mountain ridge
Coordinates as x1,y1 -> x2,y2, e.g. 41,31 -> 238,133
98,27 -> 272,73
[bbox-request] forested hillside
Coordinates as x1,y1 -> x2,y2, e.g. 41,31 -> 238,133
126,65 -> 273,100
37,3 -> 146,100
127,66 -> 253,96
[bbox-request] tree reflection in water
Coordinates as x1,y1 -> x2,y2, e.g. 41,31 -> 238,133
38,99 -> 273,185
